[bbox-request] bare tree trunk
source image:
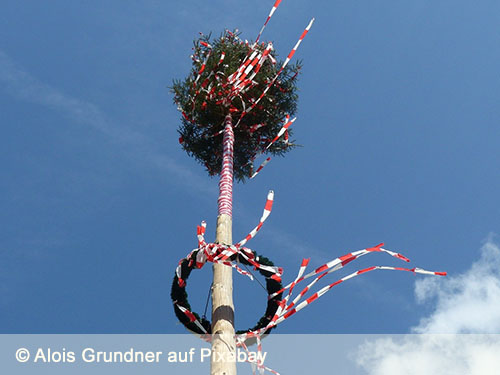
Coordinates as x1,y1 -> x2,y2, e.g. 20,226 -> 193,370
211,114 -> 237,375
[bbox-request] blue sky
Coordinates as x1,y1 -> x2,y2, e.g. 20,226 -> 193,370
1,0 -> 499,334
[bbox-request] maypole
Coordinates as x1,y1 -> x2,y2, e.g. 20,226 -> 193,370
170,2 -> 446,374
211,114 -> 236,375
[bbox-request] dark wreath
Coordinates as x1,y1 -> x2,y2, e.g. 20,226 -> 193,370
171,248 -> 284,336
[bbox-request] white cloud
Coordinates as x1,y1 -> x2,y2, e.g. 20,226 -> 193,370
413,236 -> 500,333
357,334 -> 500,375
356,236 -> 500,375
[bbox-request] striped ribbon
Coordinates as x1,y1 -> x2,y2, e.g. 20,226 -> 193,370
175,189 -> 447,375
255,0 -> 283,45
239,335 -> 281,375
218,115 -> 234,216
237,190 -> 274,247
176,191 -> 280,288
237,17 -> 315,124
251,157 -> 271,179
265,116 -> 296,150
236,252 -> 446,343
250,115 -> 296,179
176,241 -> 446,375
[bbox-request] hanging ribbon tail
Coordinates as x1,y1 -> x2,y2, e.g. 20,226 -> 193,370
266,116 -> 296,150
250,157 -> 271,179
218,51 -> 225,65
193,51 -> 212,86
237,336 -> 280,375
175,303 -> 209,335
197,221 -> 207,246
237,190 -> 275,247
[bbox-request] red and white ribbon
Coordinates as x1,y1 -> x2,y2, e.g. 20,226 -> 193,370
236,250 -> 446,342
218,115 -> 234,216
249,115 -> 296,179
176,191 -> 281,285
265,116 -> 296,150
243,18 -> 315,118
177,217 -> 446,375
237,190 -> 274,247
250,123 -> 266,133
250,157 -> 271,179
255,0 -> 283,45
175,303 -> 209,335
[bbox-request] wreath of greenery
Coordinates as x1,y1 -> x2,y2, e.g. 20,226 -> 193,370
171,248 -> 284,336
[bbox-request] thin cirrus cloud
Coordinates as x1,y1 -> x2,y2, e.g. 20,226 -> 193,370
0,49 -> 214,196
356,236 -> 500,375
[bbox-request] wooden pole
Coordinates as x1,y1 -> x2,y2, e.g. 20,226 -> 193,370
211,114 -> 237,375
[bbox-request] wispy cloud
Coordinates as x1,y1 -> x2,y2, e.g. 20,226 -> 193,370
263,226 -> 331,264
0,50 -> 215,195
356,235 -> 500,374
0,51 -> 115,136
